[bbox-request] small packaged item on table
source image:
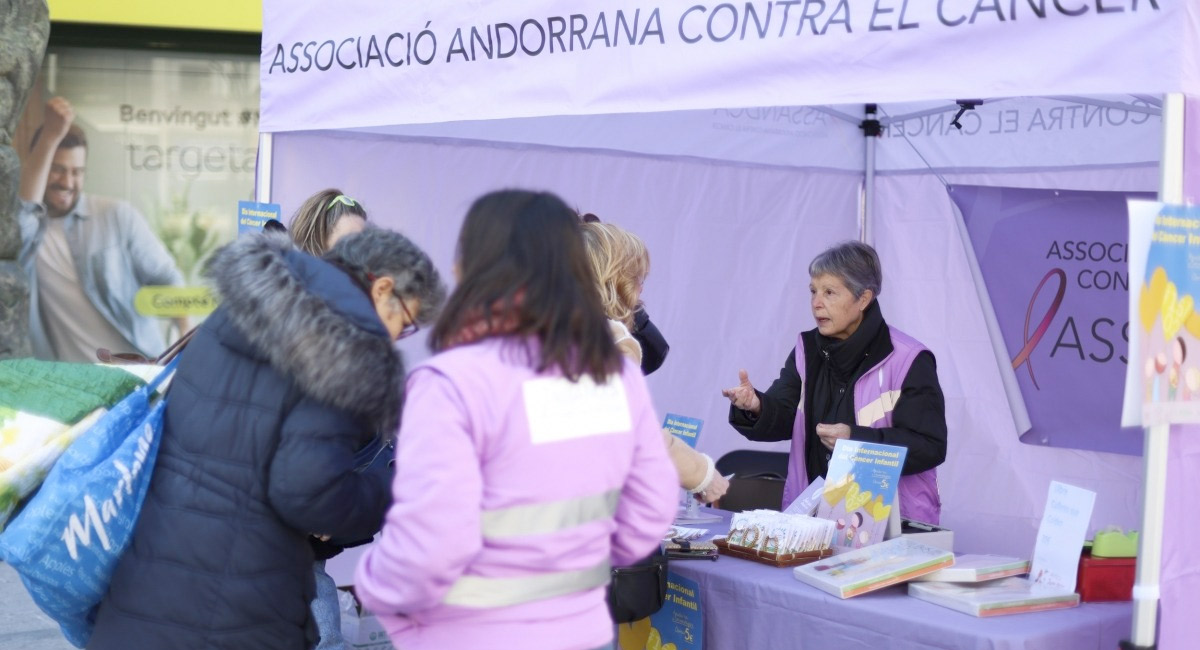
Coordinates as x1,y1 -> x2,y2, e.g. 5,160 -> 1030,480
715,510 -> 836,567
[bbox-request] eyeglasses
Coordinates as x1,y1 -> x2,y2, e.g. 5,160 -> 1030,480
395,293 -> 420,340
325,194 -> 358,213
366,271 -> 420,340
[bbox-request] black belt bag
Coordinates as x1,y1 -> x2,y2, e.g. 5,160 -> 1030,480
607,548 -> 669,624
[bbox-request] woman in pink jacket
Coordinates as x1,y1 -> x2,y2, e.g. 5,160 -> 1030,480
355,190 -> 679,650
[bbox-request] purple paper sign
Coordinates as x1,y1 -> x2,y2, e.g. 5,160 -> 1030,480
1187,97 -> 1200,204
952,185 -> 1150,456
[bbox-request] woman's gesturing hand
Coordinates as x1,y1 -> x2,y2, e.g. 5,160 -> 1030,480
721,369 -> 762,415
815,423 -> 852,450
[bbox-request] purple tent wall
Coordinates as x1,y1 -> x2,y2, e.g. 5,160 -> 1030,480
269,128 -> 1187,641
874,166 -> 1155,558
1186,96 -> 1200,204
1159,96 -> 1200,650
1160,427 -> 1200,650
269,130 -> 860,468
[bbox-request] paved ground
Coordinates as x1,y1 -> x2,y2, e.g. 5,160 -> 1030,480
0,562 -> 74,650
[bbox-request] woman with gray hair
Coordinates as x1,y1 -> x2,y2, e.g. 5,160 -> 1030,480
721,240 -> 947,524
89,228 -> 446,650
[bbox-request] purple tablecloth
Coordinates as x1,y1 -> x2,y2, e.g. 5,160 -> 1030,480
668,510 -> 1132,650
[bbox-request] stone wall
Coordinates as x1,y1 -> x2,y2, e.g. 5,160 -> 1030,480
0,0 -> 49,359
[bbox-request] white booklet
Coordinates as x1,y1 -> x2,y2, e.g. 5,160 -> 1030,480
912,554 -> 1030,583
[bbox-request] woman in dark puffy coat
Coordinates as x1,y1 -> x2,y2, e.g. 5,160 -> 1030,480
89,228 -> 445,650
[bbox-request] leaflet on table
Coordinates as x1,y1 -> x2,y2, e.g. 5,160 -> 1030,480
792,537 -> 953,599
674,510 -> 722,524
1030,481 -> 1095,591
912,554 -> 1031,583
816,440 -> 907,549
783,476 -> 824,516
662,413 -> 703,448
907,577 -> 1080,617
664,525 -> 709,541
618,571 -> 703,650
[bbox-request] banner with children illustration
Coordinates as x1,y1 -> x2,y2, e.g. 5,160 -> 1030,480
817,440 -> 905,549
1125,201 -> 1200,426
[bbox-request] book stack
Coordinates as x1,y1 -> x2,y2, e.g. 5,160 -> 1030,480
907,554 -> 1080,617
905,481 -> 1095,617
792,537 -> 953,598
907,577 -> 1080,617
912,554 -> 1030,583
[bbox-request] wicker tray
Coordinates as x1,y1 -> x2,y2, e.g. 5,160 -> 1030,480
713,539 -> 833,567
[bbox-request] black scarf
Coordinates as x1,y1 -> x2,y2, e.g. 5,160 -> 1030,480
805,300 -> 885,481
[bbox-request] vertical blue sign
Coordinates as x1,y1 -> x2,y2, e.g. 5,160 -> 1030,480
237,200 -> 281,234
662,413 -> 703,449
649,571 -> 703,650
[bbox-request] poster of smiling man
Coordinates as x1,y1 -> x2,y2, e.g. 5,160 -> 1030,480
16,47 -> 258,362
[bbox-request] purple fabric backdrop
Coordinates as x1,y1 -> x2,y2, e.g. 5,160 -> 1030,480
1160,427 -> 1200,650
874,168 -> 1151,560
952,185 -> 1149,456
274,131 -> 1173,642
1160,95 -> 1200,650
270,130 -> 859,469
1187,95 -> 1200,203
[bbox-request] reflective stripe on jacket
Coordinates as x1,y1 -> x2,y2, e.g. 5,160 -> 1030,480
354,338 -> 678,650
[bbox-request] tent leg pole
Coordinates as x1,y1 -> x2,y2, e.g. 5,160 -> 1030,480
256,132 -> 274,204
1126,423 -> 1169,650
1125,91 -> 1186,650
861,104 -> 880,245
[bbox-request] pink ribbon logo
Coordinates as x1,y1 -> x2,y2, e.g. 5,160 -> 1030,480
1011,269 -> 1067,390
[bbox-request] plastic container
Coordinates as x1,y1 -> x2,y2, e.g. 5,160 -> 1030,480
1075,550 -> 1135,602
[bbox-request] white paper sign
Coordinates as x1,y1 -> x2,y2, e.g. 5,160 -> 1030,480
522,375 -> 631,444
1030,481 -> 1096,592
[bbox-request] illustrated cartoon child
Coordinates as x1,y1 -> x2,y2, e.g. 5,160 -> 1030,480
843,511 -> 863,546
815,555 -> 870,576
1169,337 -> 1186,401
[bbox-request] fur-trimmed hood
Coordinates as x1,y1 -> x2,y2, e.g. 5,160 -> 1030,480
204,232 -> 403,434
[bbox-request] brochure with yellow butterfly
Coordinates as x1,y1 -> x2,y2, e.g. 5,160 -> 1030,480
816,440 -> 907,549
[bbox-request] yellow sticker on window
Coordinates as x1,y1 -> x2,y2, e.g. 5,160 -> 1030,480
134,286 -> 219,317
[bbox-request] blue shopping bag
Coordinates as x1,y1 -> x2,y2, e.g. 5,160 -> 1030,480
0,357 -> 178,648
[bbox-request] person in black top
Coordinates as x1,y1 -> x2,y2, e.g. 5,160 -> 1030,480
720,241 -> 947,522
578,212 -> 670,375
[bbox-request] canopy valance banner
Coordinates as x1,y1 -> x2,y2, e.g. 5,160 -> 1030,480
261,0 -> 1194,132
